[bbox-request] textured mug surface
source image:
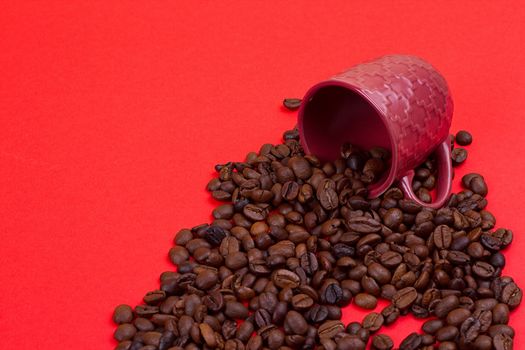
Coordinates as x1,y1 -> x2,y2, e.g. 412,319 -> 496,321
298,55 -> 454,208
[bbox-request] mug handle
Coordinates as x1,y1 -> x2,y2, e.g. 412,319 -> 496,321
399,138 -> 453,209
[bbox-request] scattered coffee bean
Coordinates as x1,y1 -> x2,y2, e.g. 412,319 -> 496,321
372,334 -> 393,350
283,98 -> 302,110
451,148 -> 468,165
455,130 -> 472,146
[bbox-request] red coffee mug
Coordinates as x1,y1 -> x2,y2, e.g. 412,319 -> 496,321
297,55 -> 453,208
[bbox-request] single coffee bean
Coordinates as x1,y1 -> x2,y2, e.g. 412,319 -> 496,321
473,335 -> 492,350
272,269 -> 300,289
493,333 -> 513,350
284,310 -> 308,335
446,308 -> 471,326
399,332 -> 421,350
459,317 -> 481,343
321,281 -> 343,304
283,98 -> 301,110
371,334 -> 393,350
224,301 -> 249,319
114,324 -> 137,342
354,293 -> 378,309
451,148 -> 468,165
362,312 -> 384,332
455,130 -> 472,146
113,305 -> 134,324
292,294 -> 314,310
492,303 -> 510,324
436,325 -> 459,342
254,308 -> 272,328
318,320 -> 344,338
381,304 -> 400,325
434,225 -> 453,249
434,295 -> 460,318
346,216 -> 382,233
392,287 -> 417,309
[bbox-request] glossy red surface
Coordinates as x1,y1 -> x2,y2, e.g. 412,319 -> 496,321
1,1 -> 524,349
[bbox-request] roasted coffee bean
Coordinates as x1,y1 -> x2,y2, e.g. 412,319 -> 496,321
392,287 -> 417,309
284,311 -> 308,335
273,269 -> 300,289
434,225 -> 453,249
446,308 -> 471,326
460,317 -> 481,343
254,308 -> 272,328
317,320 -> 344,338
455,130 -> 472,146
493,333 -> 513,350
347,216 -> 382,233
354,293 -> 378,309
436,325 -> 459,342
493,303 -> 510,324
321,282 -> 343,304
291,293 -> 314,310
371,334 -> 393,350
300,304 -> 323,324
433,295 -> 458,317
283,98 -> 302,110
399,332 -> 421,350
225,301 -> 249,319
451,148 -> 468,165
113,305 -> 134,324
362,312 -> 384,332
114,324 -> 137,342
501,282 -> 522,309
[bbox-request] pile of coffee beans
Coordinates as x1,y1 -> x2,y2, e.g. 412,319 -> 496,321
112,127 -> 521,350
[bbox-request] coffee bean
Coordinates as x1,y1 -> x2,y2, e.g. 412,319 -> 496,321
446,308 -> 471,326
460,316 -> 481,343
292,293 -> 314,310
368,262 -> 392,285
317,179 -> 339,210
283,98 -> 301,110
392,287 -> 417,309
321,281 -> 343,304
435,295 -> 460,318
436,325 -> 459,342
371,334 -> 393,350
347,216 -> 382,233
501,282 -> 522,309
354,293 -> 378,309
114,324 -> 137,342
225,301 -> 249,319
472,261 -> 495,278
434,225 -> 453,249
272,269 -> 300,289
113,305 -> 134,324
455,130 -> 472,146
284,310 -> 308,335
451,148 -> 468,165
362,312 -> 384,332
254,308 -> 272,328
492,303 -> 510,324
318,320 -> 344,338
399,332 -> 421,350
493,333 -> 513,350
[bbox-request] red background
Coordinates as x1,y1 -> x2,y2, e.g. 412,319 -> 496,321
1,1 -> 524,349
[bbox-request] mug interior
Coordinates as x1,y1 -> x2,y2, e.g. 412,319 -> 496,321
298,83 -> 397,197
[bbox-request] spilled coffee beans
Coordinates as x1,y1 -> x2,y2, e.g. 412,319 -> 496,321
112,126 -> 521,349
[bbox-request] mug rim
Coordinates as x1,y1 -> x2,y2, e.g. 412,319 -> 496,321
297,78 -> 399,198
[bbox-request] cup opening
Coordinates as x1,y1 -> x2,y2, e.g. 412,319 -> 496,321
299,82 -> 397,197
